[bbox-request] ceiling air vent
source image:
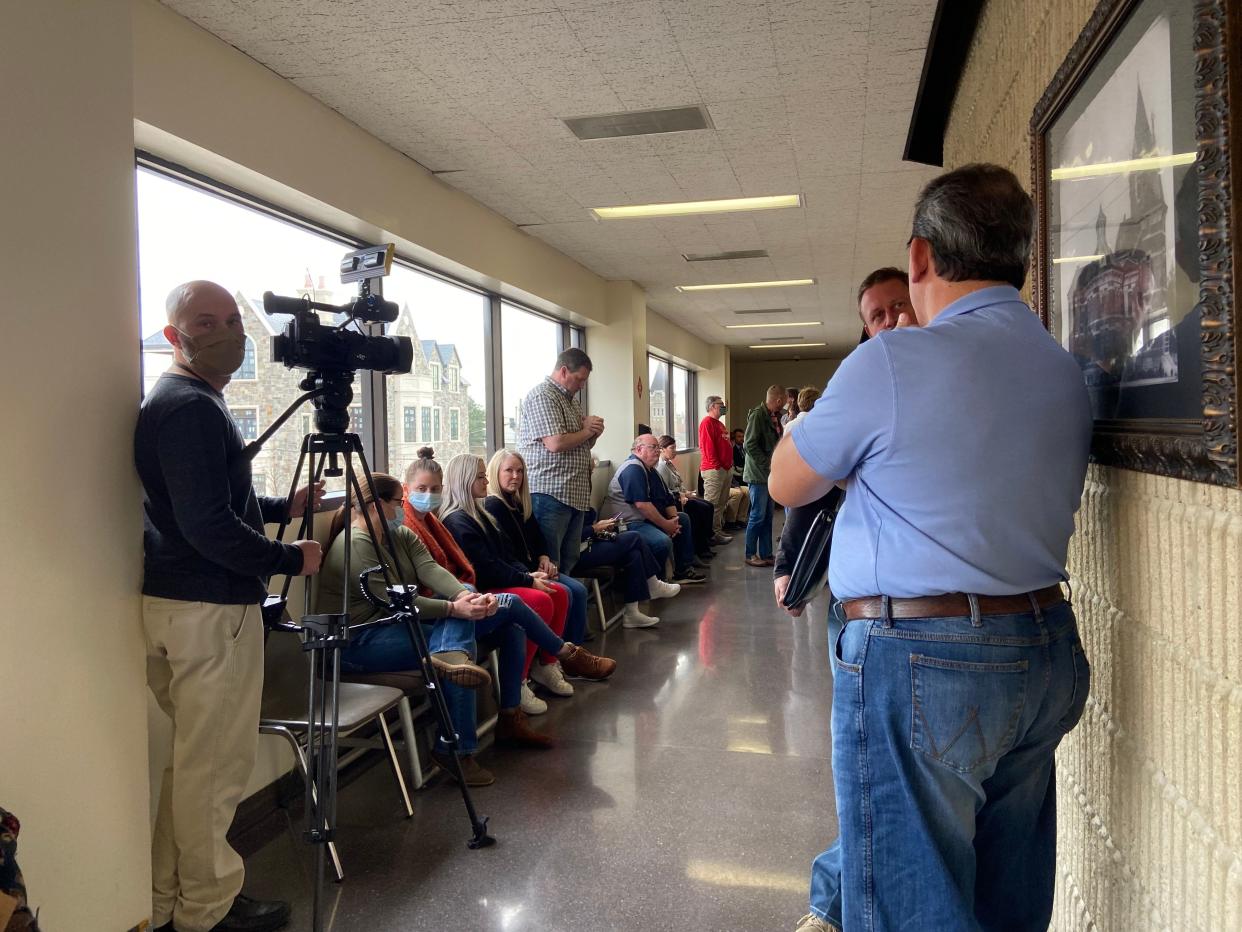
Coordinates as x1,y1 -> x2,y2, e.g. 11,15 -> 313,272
564,105 -> 713,140
732,308 -> 792,315
682,249 -> 769,262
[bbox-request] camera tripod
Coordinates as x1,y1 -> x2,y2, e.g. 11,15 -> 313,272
253,370 -> 496,932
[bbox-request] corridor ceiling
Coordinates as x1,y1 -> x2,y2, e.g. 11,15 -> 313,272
163,0 -> 942,359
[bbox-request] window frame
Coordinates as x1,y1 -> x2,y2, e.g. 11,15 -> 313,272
646,353 -> 698,452
230,405 -> 259,442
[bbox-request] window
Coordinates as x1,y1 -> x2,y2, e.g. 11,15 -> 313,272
647,354 -> 697,449
403,406 -> 417,443
349,405 -> 363,433
236,336 -> 257,381
672,364 -> 690,449
136,164 -> 363,493
502,303 -> 562,446
450,408 -> 460,440
648,356 -> 668,438
231,406 -> 258,441
384,264 -> 489,468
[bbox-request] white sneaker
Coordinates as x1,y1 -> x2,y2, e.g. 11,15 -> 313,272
622,604 -> 660,628
520,681 -> 548,715
530,660 -> 575,695
647,577 -> 681,600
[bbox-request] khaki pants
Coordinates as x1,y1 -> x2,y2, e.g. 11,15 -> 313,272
725,485 -> 750,524
144,597 -> 263,932
701,468 -> 732,534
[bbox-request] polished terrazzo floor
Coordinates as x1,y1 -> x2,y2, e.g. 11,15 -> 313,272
242,530 -> 839,931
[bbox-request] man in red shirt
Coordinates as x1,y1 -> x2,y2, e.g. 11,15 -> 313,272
697,395 -> 735,546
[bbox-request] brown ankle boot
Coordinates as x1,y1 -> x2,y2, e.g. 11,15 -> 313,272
496,708 -> 554,749
558,644 -> 617,681
431,651 -> 492,690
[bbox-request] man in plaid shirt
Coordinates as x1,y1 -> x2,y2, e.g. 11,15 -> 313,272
517,348 -> 604,574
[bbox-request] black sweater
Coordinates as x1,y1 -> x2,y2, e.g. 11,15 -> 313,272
134,373 -> 303,603
482,495 -> 549,571
442,509 -> 536,591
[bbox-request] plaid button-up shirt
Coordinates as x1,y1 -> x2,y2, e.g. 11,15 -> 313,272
517,376 -> 593,510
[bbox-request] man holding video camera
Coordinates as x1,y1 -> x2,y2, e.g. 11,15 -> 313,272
136,280 -> 323,932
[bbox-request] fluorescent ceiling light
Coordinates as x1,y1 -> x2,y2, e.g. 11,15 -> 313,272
748,342 -> 827,349
1053,254 -> 1105,265
592,194 -> 802,220
725,320 -> 822,329
1051,152 -> 1195,181
677,278 -> 816,292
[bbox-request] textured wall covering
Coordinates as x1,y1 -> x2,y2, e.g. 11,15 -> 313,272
945,1 -> 1242,929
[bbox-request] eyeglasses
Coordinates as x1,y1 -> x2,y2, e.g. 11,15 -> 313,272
385,497 -> 405,506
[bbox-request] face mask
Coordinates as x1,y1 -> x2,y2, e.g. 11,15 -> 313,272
409,490 -> 441,513
177,327 -> 246,378
718,405 -> 728,415
388,514 -> 405,535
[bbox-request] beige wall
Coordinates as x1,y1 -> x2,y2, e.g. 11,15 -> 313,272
948,2 -> 1242,928
729,357 -> 841,425
0,1 -> 153,928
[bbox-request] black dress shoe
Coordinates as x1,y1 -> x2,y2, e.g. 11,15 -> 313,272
208,895 -> 291,932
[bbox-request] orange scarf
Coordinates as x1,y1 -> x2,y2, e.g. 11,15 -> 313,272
402,502 -> 477,593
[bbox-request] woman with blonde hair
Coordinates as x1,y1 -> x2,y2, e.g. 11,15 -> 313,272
441,453 -> 616,686
483,449 -> 590,698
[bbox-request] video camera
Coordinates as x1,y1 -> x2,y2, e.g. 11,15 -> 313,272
262,244 -> 413,376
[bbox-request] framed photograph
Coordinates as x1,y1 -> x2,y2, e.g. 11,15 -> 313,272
1031,0 -> 1239,485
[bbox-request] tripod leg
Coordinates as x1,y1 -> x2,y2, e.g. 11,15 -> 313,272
401,617 -> 496,849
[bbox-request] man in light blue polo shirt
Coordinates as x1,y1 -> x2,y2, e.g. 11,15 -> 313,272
774,163 -> 1093,932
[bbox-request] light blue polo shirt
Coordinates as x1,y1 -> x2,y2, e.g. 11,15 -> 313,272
789,285 -> 1092,599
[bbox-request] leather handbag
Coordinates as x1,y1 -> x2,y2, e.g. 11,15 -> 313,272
780,487 -> 843,609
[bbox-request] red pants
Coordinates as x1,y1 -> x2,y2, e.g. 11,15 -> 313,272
494,583 -> 569,676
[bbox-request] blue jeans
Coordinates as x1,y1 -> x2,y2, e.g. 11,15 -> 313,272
554,573 -> 589,644
629,515 -> 694,575
340,614 -> 480,750
436,592 -> 565,753
575,531 -> 659,603
531,493 -> 585,574
745,481 -> 774,558
822,599 -> 1089,931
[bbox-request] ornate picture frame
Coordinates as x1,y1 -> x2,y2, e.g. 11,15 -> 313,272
1030,0 -> 1239,486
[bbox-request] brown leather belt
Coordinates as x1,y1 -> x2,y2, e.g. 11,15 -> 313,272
842,585 -> 1064,621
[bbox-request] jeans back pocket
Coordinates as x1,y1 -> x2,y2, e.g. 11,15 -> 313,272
910,655 -> 1029,774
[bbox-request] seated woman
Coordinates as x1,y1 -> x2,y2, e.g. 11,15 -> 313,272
404,448 -> 547,717
440,453 -> 617,688
483,449 -> 591,697
319,472 -> 556,787
655,436 -> 716,560
575,507 -> 680,628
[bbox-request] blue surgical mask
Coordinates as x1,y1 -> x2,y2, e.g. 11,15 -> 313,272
409,490 -> 442,513
388,514 -> 405,535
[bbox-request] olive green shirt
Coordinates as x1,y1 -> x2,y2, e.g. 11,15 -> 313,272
743,402 -> 781,483
318,525 -> 467,626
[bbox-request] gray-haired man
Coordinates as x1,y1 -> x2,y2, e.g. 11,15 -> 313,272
696,395 -> 734,545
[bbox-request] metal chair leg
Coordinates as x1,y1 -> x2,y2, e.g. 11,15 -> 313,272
395,695 -> 426,789
589,577 -> 608,652
377,711 -> 414,818
261,724 -> 344,882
